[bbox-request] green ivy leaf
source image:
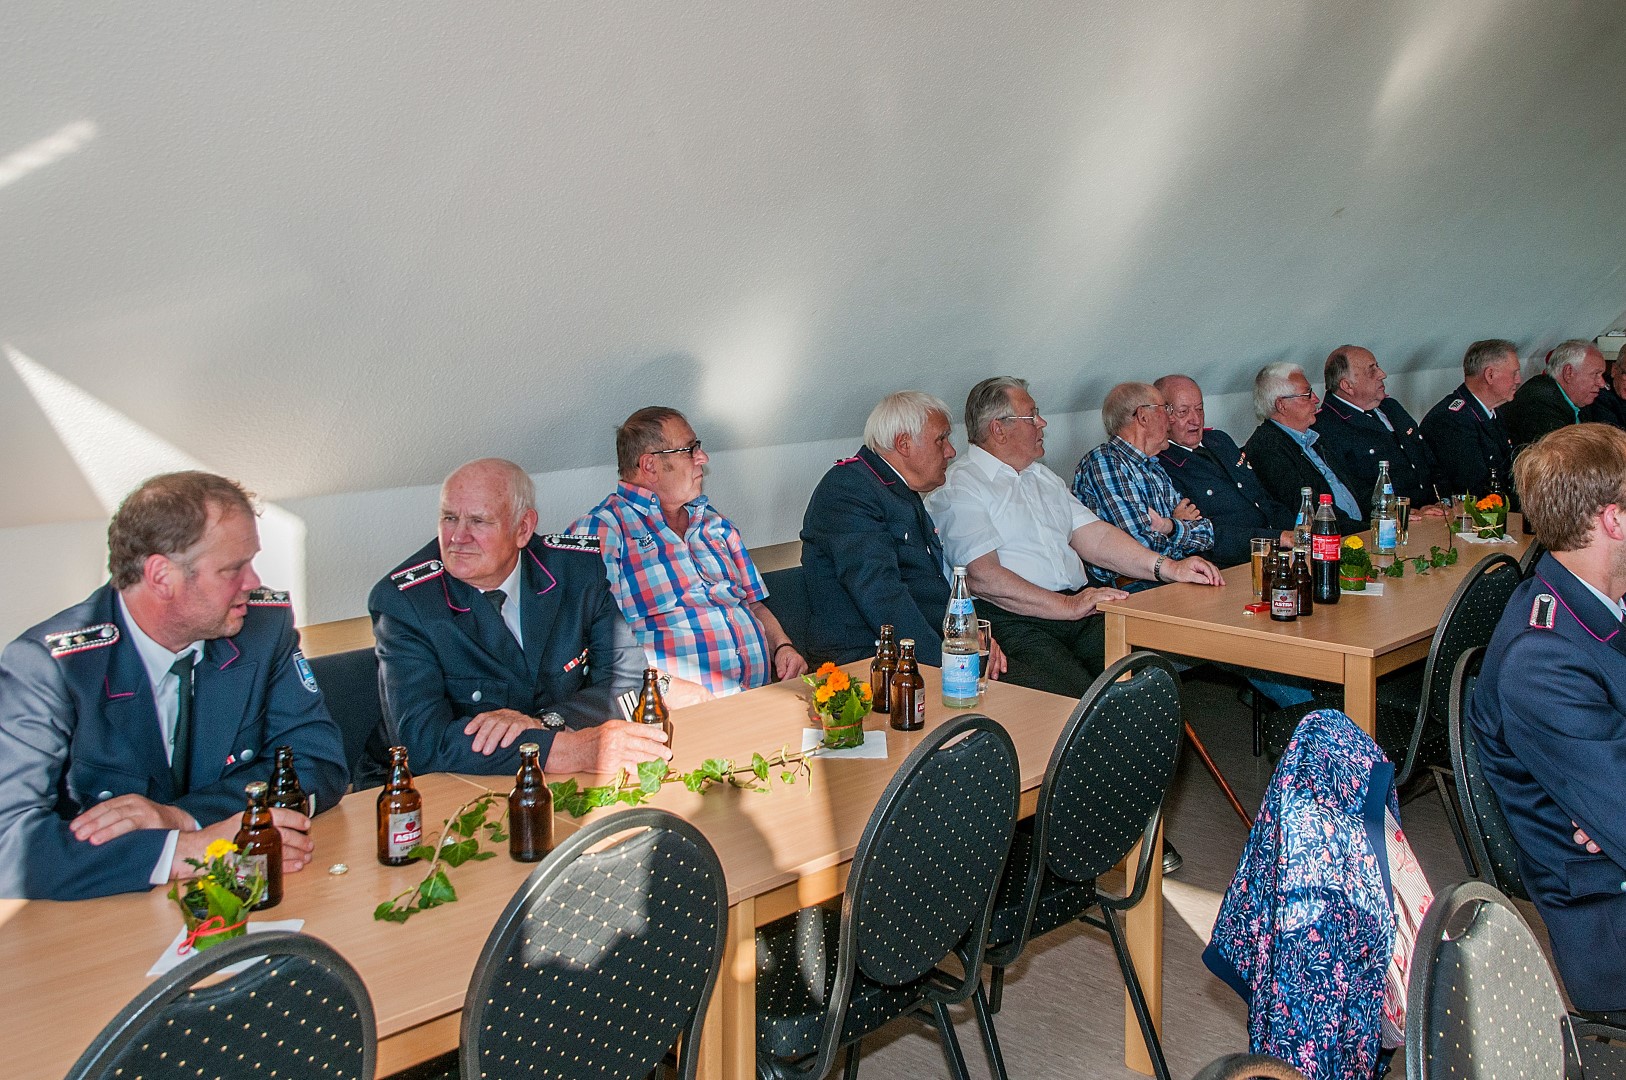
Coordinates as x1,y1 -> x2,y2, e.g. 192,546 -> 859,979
637,758 -> 669,793
417,868 -> 457,908
403,844 -> 437,862
469,850 -> 497,862
780,770 -> 796,784
751,753 -> 769,781
374,901 -> 412,923
438,837 -> 481,868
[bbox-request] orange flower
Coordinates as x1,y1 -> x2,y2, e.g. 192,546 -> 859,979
1476,494 -> 1504,511
816,661 -> 839,678
814,684 -> 834,705
858,682 -> 872,702
827,670 -> 851,692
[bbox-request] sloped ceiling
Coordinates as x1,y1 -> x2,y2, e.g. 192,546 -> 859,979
4,1 -> 1625,528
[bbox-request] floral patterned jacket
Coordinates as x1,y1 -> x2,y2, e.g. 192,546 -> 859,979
1203,709 -> 1398,1080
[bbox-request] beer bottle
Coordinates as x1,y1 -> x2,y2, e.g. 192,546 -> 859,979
508,742 -> 554,862
1311,493 -> 1341,604
234,781 -> 282,909
1269,550 -> 1298,622
377,745 -> 423,867
869,625 -> 897,714
890,638 -> 926,731
632,667 -> 674,749
268,745 -> 309,826
940,567 -> 980,708
1294,548 -> 1314,616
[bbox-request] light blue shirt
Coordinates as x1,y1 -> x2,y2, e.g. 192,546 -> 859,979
1271,420 -> 1361,519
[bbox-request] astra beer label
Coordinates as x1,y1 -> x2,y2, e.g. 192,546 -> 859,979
387,810 -> 423,859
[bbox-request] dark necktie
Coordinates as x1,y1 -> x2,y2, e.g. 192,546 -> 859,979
169,653 -> 195,796
483,589 -> 507,614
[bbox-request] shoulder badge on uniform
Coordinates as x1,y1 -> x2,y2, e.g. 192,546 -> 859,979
542,533 -> 601,553
246,588 -> 291,606
391,559 -> 444,590
293,650 -> 319,693
45,623 -> 119,659
1448,398 -> 1465,412
1529,594 -> 1557,630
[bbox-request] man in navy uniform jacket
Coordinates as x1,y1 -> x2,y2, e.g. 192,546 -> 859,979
801,391 -> 1004,675
369,458 -> 658,777
0,472 -> 346,900
1154,374 -> 1296,569
1312,345 -> 1441,517
1420,339 -> 1521,502
1469,424 -> 1626,1018
1242,363 -> 1365,533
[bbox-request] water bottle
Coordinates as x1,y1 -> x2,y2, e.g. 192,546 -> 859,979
941,566 -> 980,708
1293,487 -> 1314,550
1371,460 -> 1398,556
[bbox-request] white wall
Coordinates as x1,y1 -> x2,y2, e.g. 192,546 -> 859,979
4,2 -> 1625,637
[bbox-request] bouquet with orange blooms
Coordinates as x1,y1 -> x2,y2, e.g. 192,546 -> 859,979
803,662 -> 873,749
1465,493 -> 1508,539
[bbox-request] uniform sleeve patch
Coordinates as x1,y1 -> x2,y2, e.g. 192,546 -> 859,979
1448,399 -> 1465,412
45,623 -> 119,658
542,533 -> 602,553
293,650 -> 319,692
1529,593 -> 1557,630
391,559 -> 444,590
247,588 -> 291,606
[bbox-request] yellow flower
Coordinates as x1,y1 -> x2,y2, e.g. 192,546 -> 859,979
1343,536 -> 1364,551
205,839 -> 238,861
827,670 -> 851,692
814,685 -> 834,705
816,661 -> 839,678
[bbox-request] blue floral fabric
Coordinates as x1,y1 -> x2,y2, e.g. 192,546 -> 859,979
1203,709 -> 1398,1080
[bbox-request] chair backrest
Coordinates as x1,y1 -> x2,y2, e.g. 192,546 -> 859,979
306,647 -> 388,788
461,807 -> 728,1080
1395,552 -> 1521,784
1035,651 -> 1183,891
1405,880 -> 1579,1080
1519,538 -> 1547,580
66,930 -> 376,1080
1447,647 -> 1530,900
760,565 -> 812,654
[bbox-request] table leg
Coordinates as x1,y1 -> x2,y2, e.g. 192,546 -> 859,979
1343,654 -> 1377,736
1104,610 -> 1129,666
698,896 -> 756,1080
1123,818 -> 1163,1075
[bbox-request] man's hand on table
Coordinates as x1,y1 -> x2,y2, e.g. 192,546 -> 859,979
1066,586 -> 1129,619
987,635 -> 1009,680
1418,503 -> 1448,518
1168,557 -> 1225,586
70,794 -> 194,845
464,707 -> 547,755
663,675 -> 715,709
773,646 -> 809,682
170,810 -> 314,879
546,721 -> 673,775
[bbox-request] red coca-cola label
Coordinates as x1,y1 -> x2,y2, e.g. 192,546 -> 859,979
1312,534 -> 1342,561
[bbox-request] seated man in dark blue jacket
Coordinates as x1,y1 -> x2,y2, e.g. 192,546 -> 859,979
1312,345 -> 1442,518
369,458 -> 662,777
0,471 -> 347,900
1154,374 -> 1295,569
1469,423 -> 1626,1020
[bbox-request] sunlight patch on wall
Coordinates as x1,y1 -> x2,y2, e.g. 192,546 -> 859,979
6,345 -> 308,616
1371,0 -> 1511,133
0,120 -> 98,192
697,293 -> 804,441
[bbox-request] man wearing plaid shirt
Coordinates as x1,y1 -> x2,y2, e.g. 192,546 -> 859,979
1072,381 -> 1215,588
572,407 -> 808,698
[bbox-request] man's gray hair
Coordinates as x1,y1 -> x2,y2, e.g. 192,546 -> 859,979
1324,346 -> 1362,395
1101,382 -> 1155,437
965,376 -> 1030,445
1546,339 -> 1596,378
446,458 -> 536,529
1254,362 -> 1305,420
864,391 -> 952,454
1463,339 -> 1518,379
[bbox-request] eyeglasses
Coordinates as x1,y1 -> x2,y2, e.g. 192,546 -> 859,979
648,440 -> 703,458
1276,391 -> 1316,403
1134,403 -> 1174,416
1169,405 -> 1204,420
997,414 -> 1043,426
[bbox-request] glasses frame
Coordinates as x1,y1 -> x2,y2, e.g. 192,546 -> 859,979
647,439 -> 703,458
996,415 -> 1043,426
1134,403 -> 1175,417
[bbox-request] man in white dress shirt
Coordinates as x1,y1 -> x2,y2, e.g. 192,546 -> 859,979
926,376 -> 1224,698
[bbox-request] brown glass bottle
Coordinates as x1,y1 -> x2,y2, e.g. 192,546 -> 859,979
377,745 -> 423,866
234,781 -> 282,909
632,667 -> 674,748
890,638 -> 926,731
1269,551 -> 1298,622
267,745 -> 309,828
508,742 -> 554,862
1293,549 -> 1314,616
869,625 -> 897,714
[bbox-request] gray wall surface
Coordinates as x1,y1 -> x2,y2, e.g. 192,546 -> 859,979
3,2 -> 1624,638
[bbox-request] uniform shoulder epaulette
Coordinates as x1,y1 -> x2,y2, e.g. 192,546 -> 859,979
246,588 -> 291,606
391,559 -> 444,590
45,623 -> 119,659
1529,593 -> 1557,630
541,533 -> 601,553
1448,398 -> 1465,412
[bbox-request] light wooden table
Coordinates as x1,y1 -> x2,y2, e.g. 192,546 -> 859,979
1101,516 -> 1529,737
3,670 -> 1134,1079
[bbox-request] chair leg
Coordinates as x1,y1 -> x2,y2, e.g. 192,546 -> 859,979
1101,906 -> 1173,1080
987,964 -> 1005,1014
929,1000 -> 973,1080
842,1038 -> 863,1080
1252,688 -> 1263,757
1184,721 -> 1254,829
970,980 -> 1011,1080
1430,765 -> 1478,879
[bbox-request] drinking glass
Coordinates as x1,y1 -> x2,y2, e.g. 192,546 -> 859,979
1250,538 -> 1273,598
1455,492 -> 1473,535
977,619 -> 993,697
1394,497 -> 1411,546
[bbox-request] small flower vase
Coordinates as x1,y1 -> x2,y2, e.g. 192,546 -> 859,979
816,708 -> 867,750
1467,497 -> 1509,539
1339,566 -> 1368,592
170,876 -> 261,953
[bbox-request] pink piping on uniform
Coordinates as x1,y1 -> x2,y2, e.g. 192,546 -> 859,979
527,549 -> 558,595
218,637 -> 241,670
104,677 -> 135,701
442,575 -> 470,613
1535,574 -> 1619,643
837,454 -> 893,486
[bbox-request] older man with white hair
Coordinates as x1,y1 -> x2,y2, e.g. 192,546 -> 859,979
1241,362 -> 1363,528
1503,338 -> 1606,452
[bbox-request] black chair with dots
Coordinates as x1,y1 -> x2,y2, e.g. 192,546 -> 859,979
66,930 -> 376,1080
975,650 -> 1184,1080
754,712 -> 1020,1080
1442,647 -> 1525,895
459,806 -> 728,1080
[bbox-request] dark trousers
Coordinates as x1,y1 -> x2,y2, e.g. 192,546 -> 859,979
981,599 -> 1106,700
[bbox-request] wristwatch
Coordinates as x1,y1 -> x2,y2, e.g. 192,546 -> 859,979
536,711 -> 566,730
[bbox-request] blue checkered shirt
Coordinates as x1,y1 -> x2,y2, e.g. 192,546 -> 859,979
1072,436 -> 1215,585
